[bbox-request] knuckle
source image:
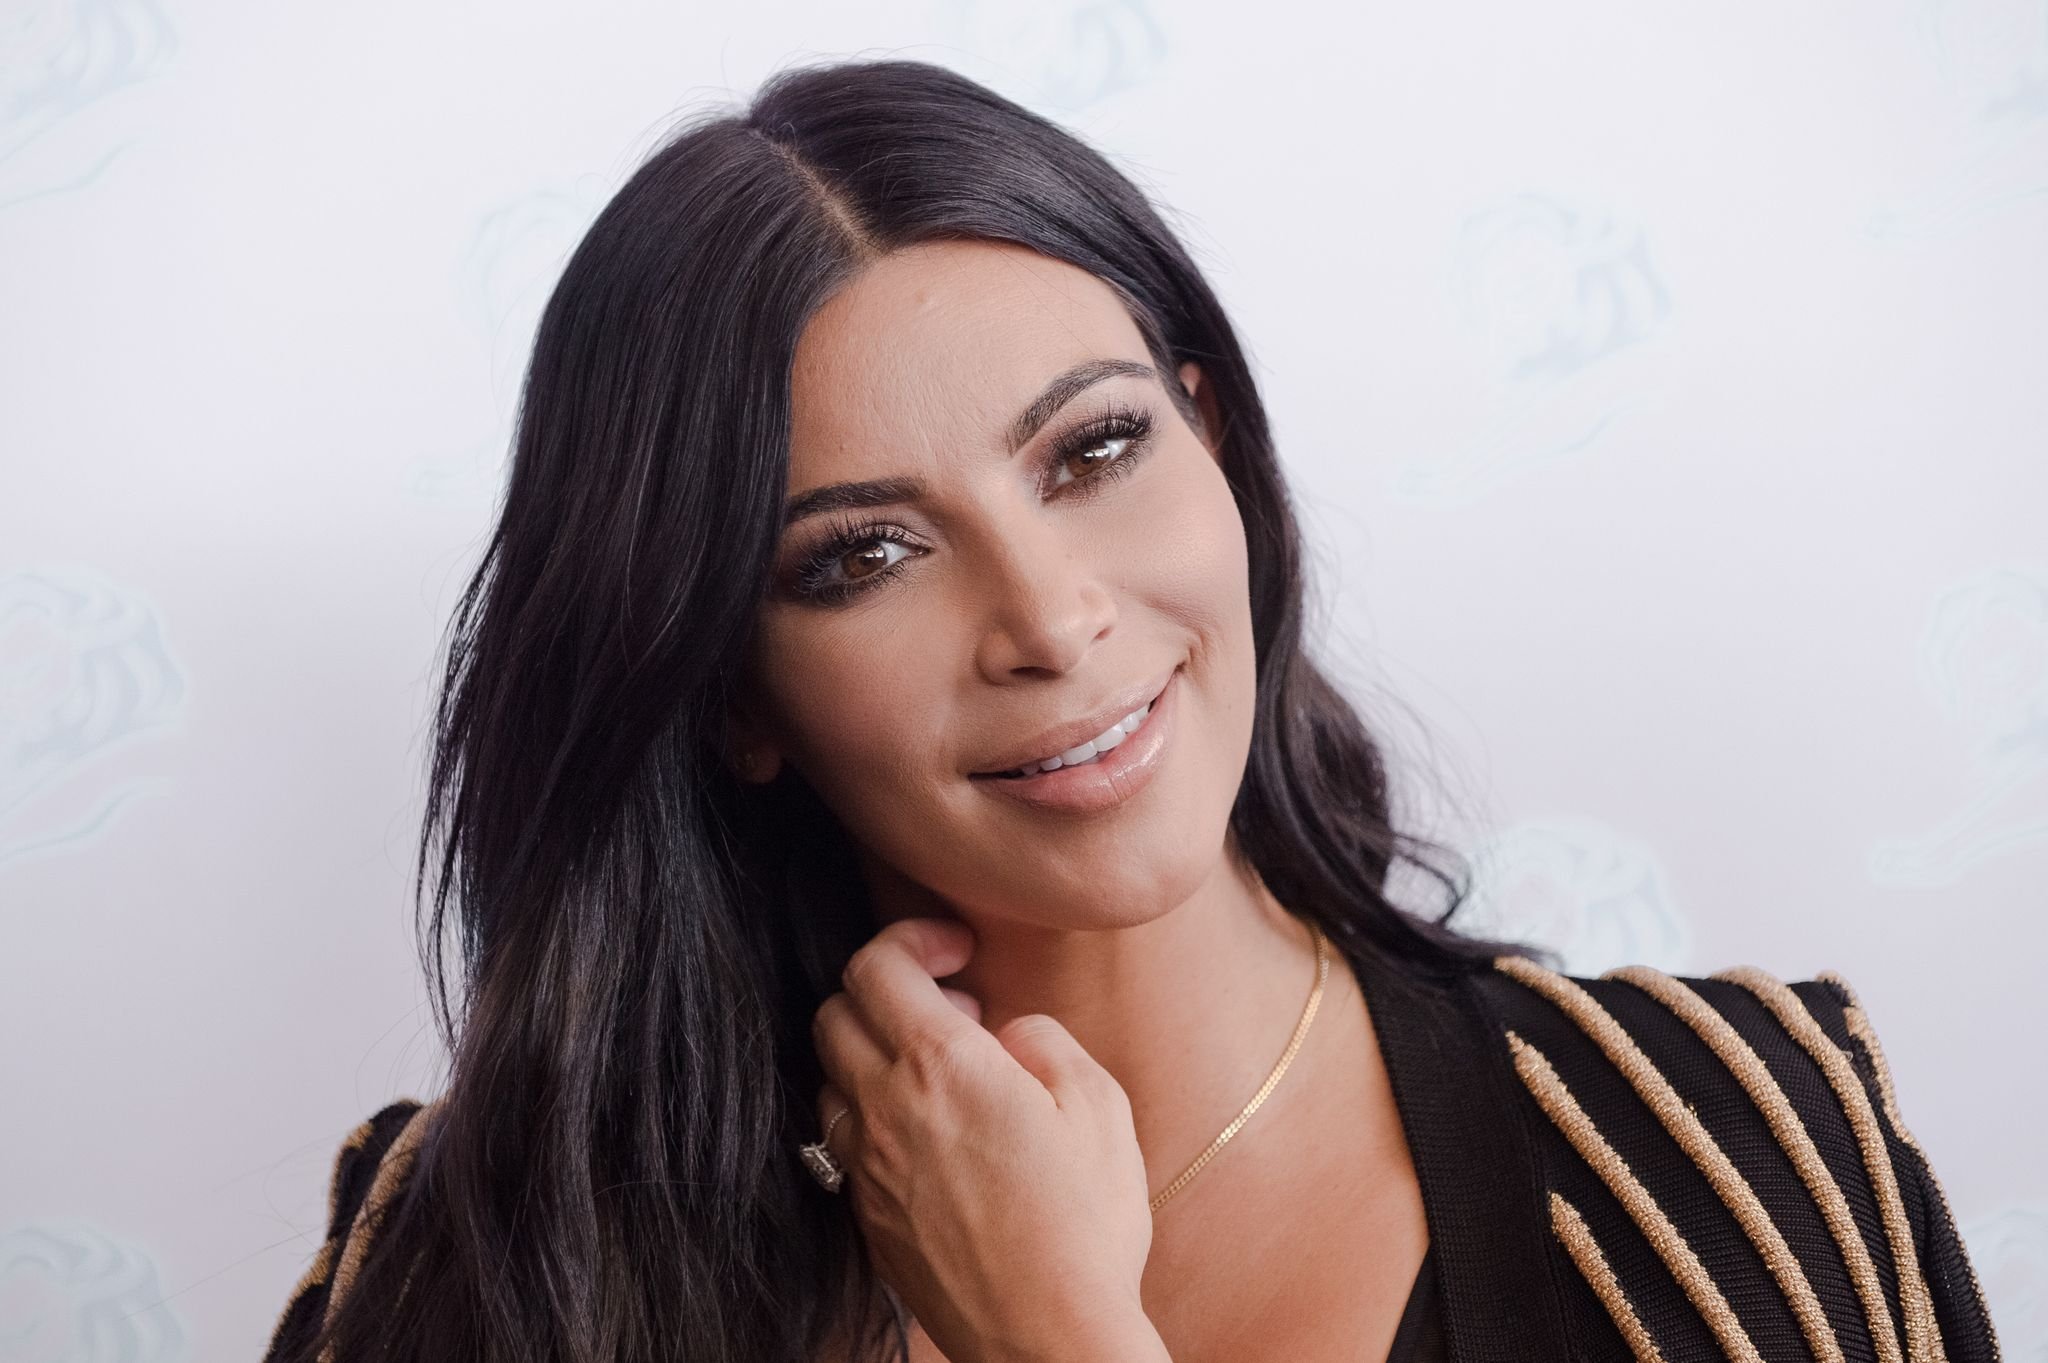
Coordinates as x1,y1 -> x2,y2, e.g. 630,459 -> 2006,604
999,1012 -> 1070,1055
901,1025 -> 975,1081
841,943 -> 885,994
811,992 -> 848,1044
857,1111 -> 899,1163
1005,1012 -> 1063,1041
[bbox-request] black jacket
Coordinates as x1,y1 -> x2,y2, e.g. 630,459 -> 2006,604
1359,946 -> 2001,1361
265,949 -> 2002,1362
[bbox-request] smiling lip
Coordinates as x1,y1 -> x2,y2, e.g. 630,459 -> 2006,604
967,665 -> 1180,778
968,666 -> 1181,815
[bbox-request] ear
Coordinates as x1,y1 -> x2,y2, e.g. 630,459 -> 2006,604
1176,359 -> 1224,464
721,701 -> 785,785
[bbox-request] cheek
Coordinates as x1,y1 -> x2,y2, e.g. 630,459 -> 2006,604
1128,444 -> 1255,675
1112,446 -> 1260,860
753,626 -> 952,800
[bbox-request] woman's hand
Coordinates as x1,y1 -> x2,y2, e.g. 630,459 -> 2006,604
811,917 -> 1164,1363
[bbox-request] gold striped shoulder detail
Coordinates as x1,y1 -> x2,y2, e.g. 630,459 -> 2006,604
325,1113 -> 380,1232
261,1236 -> 340,1361
1714,967 -> 1947,1363
262,1103 -> 426,1363
1507,1029 -> 1763,1363
1843,1004 -> 1915,1149
1497,957 -> 1843,1363
282,1236 -> 338,1317
1606,964 -> 1904,1363
1817,971 -> 1918,1152
1550,1191 -> 1668,1363
1823,971 -> 2002,1363
322,1099 -> 439,1356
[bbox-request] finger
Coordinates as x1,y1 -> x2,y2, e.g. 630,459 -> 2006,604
992,1012 -> 1105,1106
815,1082 -> 858,1157
813,990 -> 889,1095
938,985 -> 983,1023
840,917 -> 983,1057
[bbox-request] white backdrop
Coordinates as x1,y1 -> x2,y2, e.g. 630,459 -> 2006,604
3,2 -> 2045,1358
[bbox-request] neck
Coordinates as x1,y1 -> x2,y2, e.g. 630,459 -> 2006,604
867,846 -> 1338,1204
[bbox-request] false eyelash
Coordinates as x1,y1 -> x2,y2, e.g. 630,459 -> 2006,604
1044,402 -> 1155,500
790,402 -> 1159,606
791,514 -> 924,604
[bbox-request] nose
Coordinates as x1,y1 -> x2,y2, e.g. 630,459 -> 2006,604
970,513 -> 1117,682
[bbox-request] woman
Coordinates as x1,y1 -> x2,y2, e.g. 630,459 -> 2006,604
262,57 -> 2000,1363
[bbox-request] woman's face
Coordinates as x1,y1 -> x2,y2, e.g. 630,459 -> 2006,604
736,238 -> 1257,933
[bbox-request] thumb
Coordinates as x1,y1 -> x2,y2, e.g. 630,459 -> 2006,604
993,1012 -> 1097,1099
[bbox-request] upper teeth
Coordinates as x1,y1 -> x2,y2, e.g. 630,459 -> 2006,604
1007,700 -> 1151,776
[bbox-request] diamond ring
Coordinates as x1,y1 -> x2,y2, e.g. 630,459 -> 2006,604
799,1104 -> 851,1192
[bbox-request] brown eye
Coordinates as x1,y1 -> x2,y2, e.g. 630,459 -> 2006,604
788,520 -> 925,605
1050,434 -> 1133,490
841,540 -> 906,581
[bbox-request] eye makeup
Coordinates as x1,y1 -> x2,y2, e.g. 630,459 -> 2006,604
781,399 -> 1159,607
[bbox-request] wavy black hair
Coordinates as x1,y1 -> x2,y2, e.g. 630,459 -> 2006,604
298,55 -> 1503,1363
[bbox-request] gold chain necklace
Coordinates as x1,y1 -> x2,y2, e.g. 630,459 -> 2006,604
1148,920 -> 1330,1214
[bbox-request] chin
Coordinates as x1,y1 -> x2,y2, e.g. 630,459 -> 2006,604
953,845 -> 1219,934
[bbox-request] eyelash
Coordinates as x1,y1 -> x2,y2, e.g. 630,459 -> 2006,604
788,402 -> 1159,606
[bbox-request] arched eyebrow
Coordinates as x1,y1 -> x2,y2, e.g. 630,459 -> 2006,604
782,356 -> 1160,528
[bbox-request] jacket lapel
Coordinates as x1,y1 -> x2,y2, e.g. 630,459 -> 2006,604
1350,949 -> 1575,1361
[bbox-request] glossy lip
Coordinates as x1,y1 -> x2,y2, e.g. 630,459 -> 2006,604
967,664 -> 1181,777
968,665 -> 1181,815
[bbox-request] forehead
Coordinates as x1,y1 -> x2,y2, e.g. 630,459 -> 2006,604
788,239 -> 1148,477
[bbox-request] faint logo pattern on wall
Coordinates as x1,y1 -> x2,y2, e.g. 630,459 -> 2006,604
1961,1204 -> 2048,1360
935,0 -> 1167,111
1396,193 -> 1673,505
0,1222 -> 187,1362
1867,0 -> 2048,241
1869,566 -> 2048,886
0,568 -> 185,867
0,0 -> 176,211
1452,816 -> 1691,975
407,182 -> 606,504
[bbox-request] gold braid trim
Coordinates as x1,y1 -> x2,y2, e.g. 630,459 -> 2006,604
260,1238 -> 338,1361
1715,967 -> 1947,1363
320,1100 -> 437,1361
1550,1191 -> 1669,1363
1497,957 -> 1842,1363
1820,971 -> 2001,1363
1607,965 -> 1904,1363
1507,1030 -> 1764,1363
260,1111 -> 386,1361
1820,972 -> 1916,1153
326,1114 -> 378,1232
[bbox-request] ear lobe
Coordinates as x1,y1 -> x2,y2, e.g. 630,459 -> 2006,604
722,706 -> 784,784
734,745 -> 783,784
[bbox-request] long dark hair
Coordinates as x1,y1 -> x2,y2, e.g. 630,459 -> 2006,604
304,55 -> 1500,1363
